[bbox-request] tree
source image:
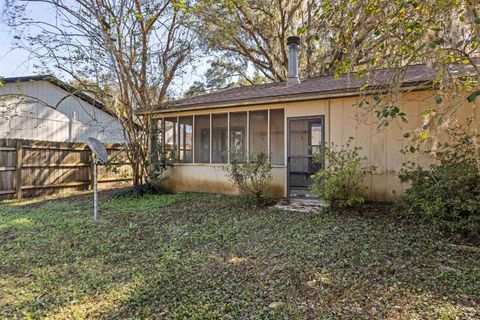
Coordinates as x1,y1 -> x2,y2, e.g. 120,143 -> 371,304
183,60 -> 270,97
312,0 -> 480,139
5,0 -> 197,185
194,0 -> 320,82
195,0 -> 479,135
184,81 -> 207,97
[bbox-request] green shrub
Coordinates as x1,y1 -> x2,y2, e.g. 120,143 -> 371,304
224,152 -> 274,207
113,182 -> 173,198
311,137 -> 375,209
115,143 -> 175,198
397,123 -> 480,236
146,147 -> 175,193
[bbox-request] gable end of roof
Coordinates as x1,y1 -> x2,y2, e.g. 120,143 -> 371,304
2,75 -> 107,112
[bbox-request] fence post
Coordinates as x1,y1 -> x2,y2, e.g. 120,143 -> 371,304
15,141 -> 23,200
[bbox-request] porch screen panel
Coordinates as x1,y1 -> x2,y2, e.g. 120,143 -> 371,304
212,113 -> 228,163
164,117 -> 177,160
289,119 -> 309,187
229,112 -> 247,162
178,116 -> 193,163
194,115 -> 210,163
249,110 -> 268,156
270,109 -> 284,165
151,119 -> 163,152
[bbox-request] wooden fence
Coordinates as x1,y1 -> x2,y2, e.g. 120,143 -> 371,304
0,139 -> 132,201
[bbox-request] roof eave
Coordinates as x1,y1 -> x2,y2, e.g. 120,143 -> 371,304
136,81 -> 433,115
2,75 -> 119,119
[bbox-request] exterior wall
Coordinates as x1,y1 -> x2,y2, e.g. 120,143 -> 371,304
152,90 -> 478,201
0,80 -> 125,143
284,90 -> 478,200
154,105 -> 289,197
164,165 -> 285,198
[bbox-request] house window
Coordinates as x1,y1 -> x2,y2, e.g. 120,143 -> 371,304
212,113 -> 228,163
229,112 -> 247,162
194,115 -> 210,163
178,116 -> 193,163
164,117 -> 177,160
249,110 -> 268,156
270,109 -> 285,165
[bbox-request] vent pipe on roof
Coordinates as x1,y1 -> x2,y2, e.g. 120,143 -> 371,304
287,35 -> 301,85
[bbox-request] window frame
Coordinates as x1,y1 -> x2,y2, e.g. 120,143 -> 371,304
163,116 -> 178,161
157,108 -> 285,166
269,108 -> 285,165
193,114 -> 211,164
211,113 -> 229,164
229,111 -> 248,163
178,115 -> 193,163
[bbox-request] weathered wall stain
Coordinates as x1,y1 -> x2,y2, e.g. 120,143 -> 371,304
165,177 -> 285,198
164,165 -> 285,198
154,90 -> 478,201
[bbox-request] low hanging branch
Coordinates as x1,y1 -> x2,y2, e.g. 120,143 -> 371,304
5,0 -> 198,185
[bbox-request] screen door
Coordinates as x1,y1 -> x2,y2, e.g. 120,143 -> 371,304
287,116 -> 325,197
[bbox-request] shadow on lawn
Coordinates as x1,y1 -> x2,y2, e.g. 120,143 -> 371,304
0,192 -> 479,319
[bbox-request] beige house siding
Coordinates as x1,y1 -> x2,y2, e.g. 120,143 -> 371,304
154,90 -> 477,201
164,165 -> 286,197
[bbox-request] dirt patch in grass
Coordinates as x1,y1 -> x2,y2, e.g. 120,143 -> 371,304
1,192 -> 479,319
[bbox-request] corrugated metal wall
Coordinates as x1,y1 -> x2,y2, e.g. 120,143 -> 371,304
0,80 -> 125,143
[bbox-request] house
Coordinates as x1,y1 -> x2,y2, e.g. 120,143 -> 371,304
137,36 -> 478,201
0,75 -> 125,144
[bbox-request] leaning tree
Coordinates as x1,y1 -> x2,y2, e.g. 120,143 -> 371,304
309,0 -> 480,135
194,0 -> 479,143
5,0 -> 198,185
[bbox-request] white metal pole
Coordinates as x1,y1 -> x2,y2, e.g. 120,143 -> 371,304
227,112 -> 230,163
192,115 -> 195,163
246,111 -> 250,161
267,109 -> 271,162
93,155 -> 99,221
209,114 -> 212,163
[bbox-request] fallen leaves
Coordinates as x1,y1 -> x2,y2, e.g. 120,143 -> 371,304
0,192 -> 478,319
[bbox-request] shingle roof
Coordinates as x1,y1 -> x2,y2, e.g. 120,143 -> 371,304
147,64 -> 444,113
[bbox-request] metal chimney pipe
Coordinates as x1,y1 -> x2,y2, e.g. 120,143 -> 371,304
287,35 -> 301,85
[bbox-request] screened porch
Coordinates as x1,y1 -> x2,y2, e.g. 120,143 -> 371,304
152,107 -> 326,198
154,108 -> 286,166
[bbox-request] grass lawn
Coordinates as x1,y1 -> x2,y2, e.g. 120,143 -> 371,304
0,192 -> 479,319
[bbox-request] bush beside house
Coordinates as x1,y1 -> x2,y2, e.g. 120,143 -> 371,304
311,137 -> 376,209
309,128 -> 480,238
224,152 -> 274,207
397,123 -> 480,236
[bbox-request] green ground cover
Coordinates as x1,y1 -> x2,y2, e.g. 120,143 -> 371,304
1,192 -> 479,319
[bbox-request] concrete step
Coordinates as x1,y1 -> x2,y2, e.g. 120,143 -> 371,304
273,198 -> 327,213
